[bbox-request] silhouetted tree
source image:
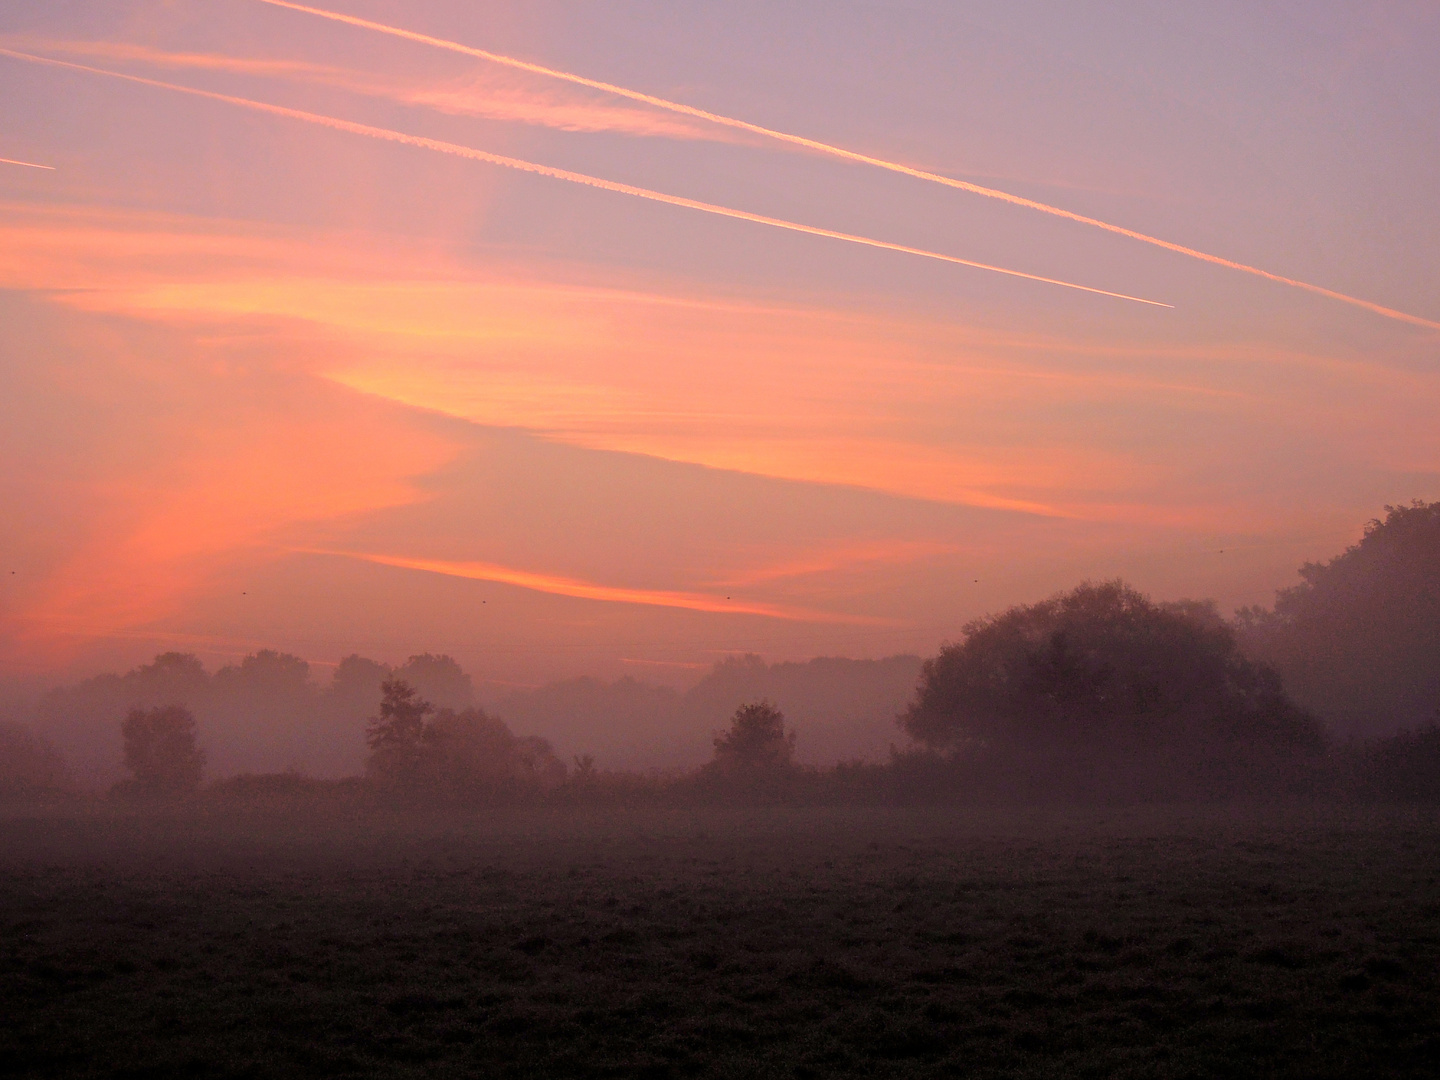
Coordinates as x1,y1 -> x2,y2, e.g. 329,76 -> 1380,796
120,705 -> 204,796
905,581 -> 1323,760
711,701 -> 797,774
213,650 -> 311,695
1237,500 -> 1440,737
685,654 -> 922,766
424,708 -> 567,799
129,652 -> 209,695
35,652 -> 211,782
329,654 -> 391,705
364,679 -> 563,799
366,679 -> 435,789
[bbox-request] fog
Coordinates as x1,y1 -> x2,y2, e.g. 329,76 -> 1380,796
14,650 -> 923,789
3,502 -> 1438,802
3,505 -> 1440,1079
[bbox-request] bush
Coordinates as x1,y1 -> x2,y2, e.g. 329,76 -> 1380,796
710,701 -> 797,775
1237,500 -> 1440,737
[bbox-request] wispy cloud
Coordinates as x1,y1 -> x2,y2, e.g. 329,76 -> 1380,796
710,540 -> 962,587
303,550 -> 889,624
4,37 -> 731,141
252,0 -> 1440,331
0,48 -> 1167,307
4,197 -> 1433,535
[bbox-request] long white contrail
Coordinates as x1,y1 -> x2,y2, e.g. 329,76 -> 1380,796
1,156 -> 54,170
253,0 -> 1440,332
0,48 -> 1170,307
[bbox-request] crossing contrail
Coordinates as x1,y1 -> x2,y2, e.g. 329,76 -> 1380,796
0,47 -> 1170,307
1,156 -> 54,170
252,0 -> 1440,332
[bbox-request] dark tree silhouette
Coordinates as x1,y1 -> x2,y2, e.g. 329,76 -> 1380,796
120,705 -> 204,796
330,654 -> 390,704
1237,500 -> 1440,737
130,652 -> 208,695
711,701 -> 797,773
365,679 -> 435,789
904,581 -> 1322,758
424,709 -> 567,798
213,649 -> 311,694
365,679 -> 564,798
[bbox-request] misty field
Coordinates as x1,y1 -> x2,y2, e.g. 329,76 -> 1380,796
3,805 -> 1439,1078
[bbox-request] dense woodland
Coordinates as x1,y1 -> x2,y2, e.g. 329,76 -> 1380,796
2,502 -> 1438,806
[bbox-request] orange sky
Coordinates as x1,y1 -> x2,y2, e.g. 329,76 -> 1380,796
1,0 -> 1437,687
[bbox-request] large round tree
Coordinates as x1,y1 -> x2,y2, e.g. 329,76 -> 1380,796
903,581 -> 1322,758
1236,500 -> 1440,737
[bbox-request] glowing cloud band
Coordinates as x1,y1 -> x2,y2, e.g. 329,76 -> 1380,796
304,549 -> 889,624
253,0 -> 1440,331
0,48 -> 1168,306
0,156 -> 54,170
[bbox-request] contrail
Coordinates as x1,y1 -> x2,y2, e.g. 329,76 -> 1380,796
0,156 -> 54,170
253,0 -> 1440,332
6,37 -> 728,141
0,48 -> 1169,306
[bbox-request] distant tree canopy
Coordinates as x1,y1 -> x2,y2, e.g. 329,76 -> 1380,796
330,654 -> 392,705
710,701 -> 797,774
120,705 -> 205,796
365,679 -> 565,800
213,649 -> 311,694
396,653 -> 474,711
34,648 -> 482,783
904,581 -> 1322,757
1237,500 -> 1440,737
332,653 -> 473,712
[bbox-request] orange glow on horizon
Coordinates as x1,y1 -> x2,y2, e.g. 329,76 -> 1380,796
5,0 -> 1438,686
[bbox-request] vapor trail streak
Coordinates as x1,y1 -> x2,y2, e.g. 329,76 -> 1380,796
0,156 -> 54,170
305,549 -> 888,623
0,49 -> 1168,306
253,0 -> 1440,331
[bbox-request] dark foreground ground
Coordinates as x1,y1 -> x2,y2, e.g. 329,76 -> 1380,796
2,803 -> 1438,1078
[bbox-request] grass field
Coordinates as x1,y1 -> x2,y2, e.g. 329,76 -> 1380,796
2,803 -> 1438,1078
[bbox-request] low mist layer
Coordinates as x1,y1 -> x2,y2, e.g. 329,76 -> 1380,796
3,502 -> 1437,807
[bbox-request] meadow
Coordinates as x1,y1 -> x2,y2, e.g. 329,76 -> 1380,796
2,803 -> 1438,1078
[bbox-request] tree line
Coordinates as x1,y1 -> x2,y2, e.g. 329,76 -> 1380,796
3,501 -> 1438,805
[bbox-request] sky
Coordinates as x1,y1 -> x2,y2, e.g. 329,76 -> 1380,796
1,0 -> 1437,691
